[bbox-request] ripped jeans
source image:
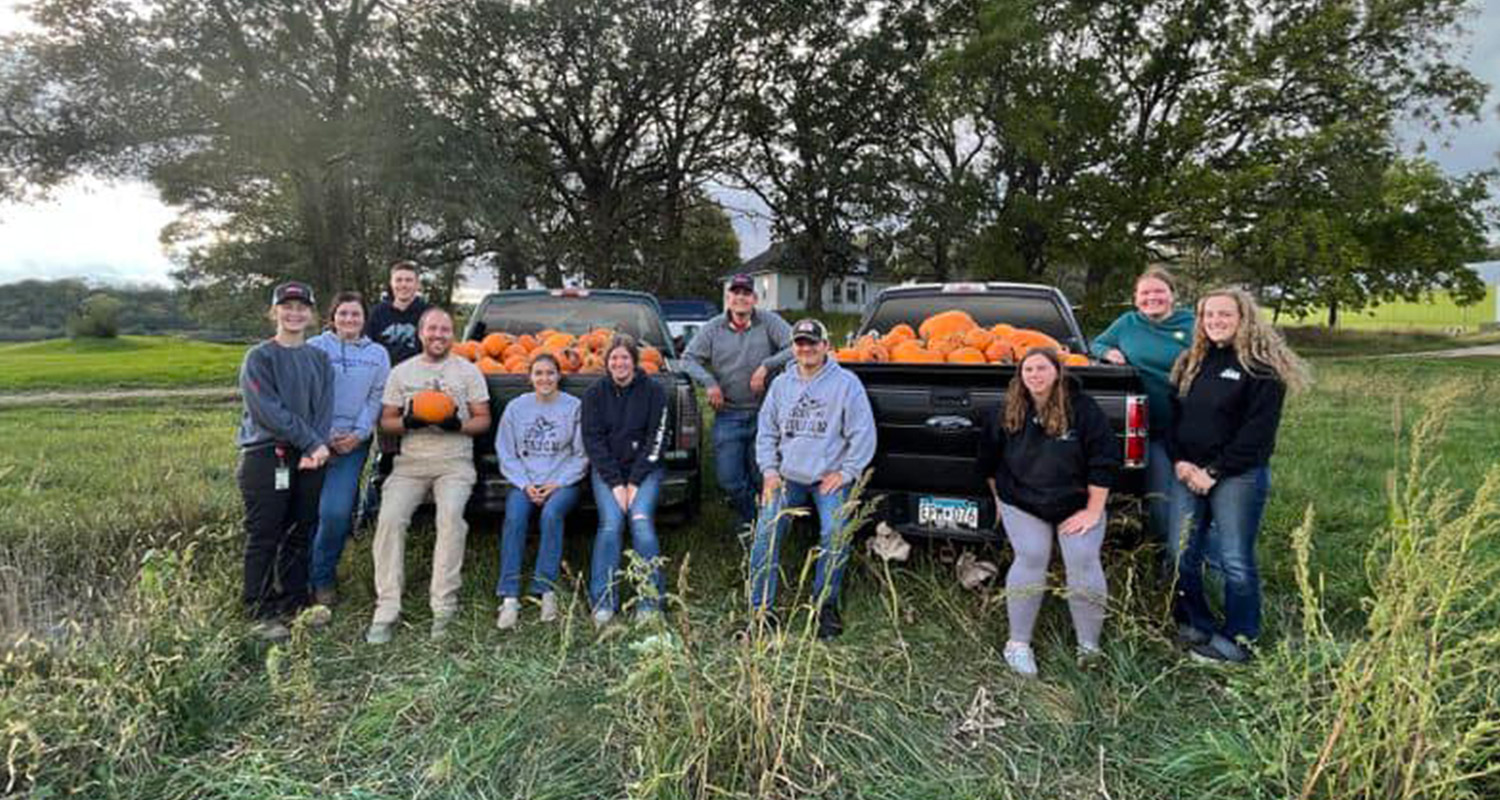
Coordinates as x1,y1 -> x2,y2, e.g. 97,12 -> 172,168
588,468 -> 665,613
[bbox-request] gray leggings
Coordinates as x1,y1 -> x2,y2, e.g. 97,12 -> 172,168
999,502 -> 1108,647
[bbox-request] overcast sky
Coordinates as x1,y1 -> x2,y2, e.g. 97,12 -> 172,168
1,0 -> 1496,289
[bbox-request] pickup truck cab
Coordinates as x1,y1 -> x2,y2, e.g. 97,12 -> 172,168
845,283 -> 1148,542
459,288 -> 703,518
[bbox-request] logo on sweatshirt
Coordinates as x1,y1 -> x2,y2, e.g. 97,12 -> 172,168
1174,331 -> 1186,340
521,417 -> 565,457
1219,368 -> 1242,381
380,322 -> 418,352
785,394 -> 831,439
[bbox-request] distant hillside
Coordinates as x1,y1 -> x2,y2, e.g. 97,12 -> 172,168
0,279 -> 205,341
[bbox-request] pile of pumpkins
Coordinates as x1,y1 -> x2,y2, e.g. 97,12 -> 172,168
835,310 -> 1090,367
450,328 -> 665,376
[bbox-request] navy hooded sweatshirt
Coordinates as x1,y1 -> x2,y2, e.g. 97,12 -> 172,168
977,386 -> 1120,524
581,370 -> 669,488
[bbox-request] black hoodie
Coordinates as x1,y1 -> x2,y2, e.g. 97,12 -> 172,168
364,295 -> 430,367
1166,344 -> 1287,478
977,387 -> 1119,524
581,370 -> 669,488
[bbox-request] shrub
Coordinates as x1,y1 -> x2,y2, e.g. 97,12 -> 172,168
66,294 -> 123,339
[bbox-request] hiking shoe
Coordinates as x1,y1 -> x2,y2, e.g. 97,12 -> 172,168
496,598 -> 520,631
313,586 -> 339,608
539,592 -> 559,623
592,608 -> 615,630
1189,634 -> 1251,666
365,622 -> 394,645
430,613 -> 455,641
301,605 -> 333,628
1175,623 -> 1212,647
1004,641 -> 1039,677
816,605 -> 843,641
251,620 -> 291,642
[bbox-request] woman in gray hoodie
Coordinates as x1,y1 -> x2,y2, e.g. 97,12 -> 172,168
307,291 -> 390,608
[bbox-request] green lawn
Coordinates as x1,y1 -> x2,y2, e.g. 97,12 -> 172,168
2,359 -> 1497,798
1283,285 -> 1498,332
0,335 -> 248,391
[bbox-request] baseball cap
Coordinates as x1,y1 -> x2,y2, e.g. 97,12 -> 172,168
790,318 -> 828,343
272,281 -> 315,306
727,274 -> 756,293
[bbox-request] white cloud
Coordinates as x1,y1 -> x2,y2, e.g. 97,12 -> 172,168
0,178 -> 180,287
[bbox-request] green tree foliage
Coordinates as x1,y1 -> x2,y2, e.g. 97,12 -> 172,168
950,0 -> 1491,309
66,293 -> 123,339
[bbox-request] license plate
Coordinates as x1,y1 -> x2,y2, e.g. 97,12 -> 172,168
917,496 -> 980,531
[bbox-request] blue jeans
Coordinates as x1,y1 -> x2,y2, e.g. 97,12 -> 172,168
713,410 -> 760,525
589,469 -> 665,613
748,480 -> 851,611
497,483 -> 582,598
1168,466 -> 1270,641
1145,440 -> 1174,546
309,440 -> 371,591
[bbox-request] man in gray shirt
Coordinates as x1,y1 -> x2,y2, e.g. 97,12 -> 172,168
682,274 -> 794,528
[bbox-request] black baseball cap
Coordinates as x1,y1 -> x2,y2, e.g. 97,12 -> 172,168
727,274 -> 756,293
790,318 -> 828,343
272,281 -> 315,306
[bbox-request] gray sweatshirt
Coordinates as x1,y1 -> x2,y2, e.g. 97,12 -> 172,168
236,339 -> 335,453
756,358 -> 877,486
682,309 -> 795,411
495,392 -> 589,488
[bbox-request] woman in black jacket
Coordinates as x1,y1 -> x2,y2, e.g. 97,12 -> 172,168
581,333 -> 669,627
979,348 -> 1119,676
1167,288 -> 1309,664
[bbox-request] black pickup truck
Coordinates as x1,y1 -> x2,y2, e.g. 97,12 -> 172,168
845,283 -> 1148,543
459,288 -> 703,518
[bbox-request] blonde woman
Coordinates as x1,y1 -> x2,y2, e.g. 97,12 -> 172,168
1166,288 -> 1309,664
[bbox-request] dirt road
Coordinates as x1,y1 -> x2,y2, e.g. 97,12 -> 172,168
0,386 -> 239,407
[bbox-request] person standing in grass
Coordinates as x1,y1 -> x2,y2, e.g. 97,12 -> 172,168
236,281 -> 334,642
358,260 -> 431,529
365,307 -> 491,644
1090,267 -> 1195,547
682,273 -> 794,531
748,318 -> 876,641
306,291 -> 389,610
493,353 -> 588,630
979,347 -> 1119,676
1167,288 -> 1309,665
581,333 -> 669,628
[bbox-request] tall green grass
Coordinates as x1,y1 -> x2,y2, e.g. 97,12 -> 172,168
0,336 -> 247,391
2,360 -> 1498,797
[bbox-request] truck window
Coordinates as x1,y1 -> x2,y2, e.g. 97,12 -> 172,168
472,296 -> 672,351
864,295 -> 1078,347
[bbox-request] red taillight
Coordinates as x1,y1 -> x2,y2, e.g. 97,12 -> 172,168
1124,394 -> 1148,469
676,383 -> 699,452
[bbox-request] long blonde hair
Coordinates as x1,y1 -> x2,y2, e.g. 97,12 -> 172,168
1003,348 -> 1072,437
1172,288 -> 1311,394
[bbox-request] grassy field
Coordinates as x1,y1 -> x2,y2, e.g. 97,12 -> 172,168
2,359 -> 1498,798
1283,285 -> 1498,332
0,336 -> 248,391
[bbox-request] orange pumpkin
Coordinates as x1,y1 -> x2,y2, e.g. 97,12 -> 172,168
1009,329 -> 1062,358
410,390 -> 457,423
541,333 -> 575,351
835,347 -> 868,363
855,333 -> 880,350
639,346 -> 663,366
481,333 -> 512,359
947,347 -> 987,364
880,324 -> 917,348
503,356 -> 528,374
452,341 -> 482,362
641,360 -> 661,374
477,356 -> 507,375
579,352 -> 605,373
517,334 -> 539,352
962,328 -> 996,350
891,342 -> 945,363
990,323 -> 1016,339
927,333 -> 964,356
984,339 -> 1015,363
502,343 -> 528,361
918,310 -> 978,341
867,344 -> 890,362
1063,353 -> 1091,367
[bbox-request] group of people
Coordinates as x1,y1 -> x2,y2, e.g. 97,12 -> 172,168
234,261 -> 1307,669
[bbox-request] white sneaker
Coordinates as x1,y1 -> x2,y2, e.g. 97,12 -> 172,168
1076,642 -> 1103,666
496,598 -> 520,630
365,622 -> 393,645
592,608 -> 614,629
430,613 -> 454,641
1004,641 -> 1039,677
539,592 -> 558,623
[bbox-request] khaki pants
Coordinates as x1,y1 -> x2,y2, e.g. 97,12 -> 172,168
371,455 -> 476,624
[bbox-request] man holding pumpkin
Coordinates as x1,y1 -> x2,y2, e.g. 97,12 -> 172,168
366,307 -> 491,644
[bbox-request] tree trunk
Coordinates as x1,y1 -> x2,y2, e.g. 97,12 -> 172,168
1327,299 -> 1339,328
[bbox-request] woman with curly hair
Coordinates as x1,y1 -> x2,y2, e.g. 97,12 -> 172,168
1166,288 -> 1310,664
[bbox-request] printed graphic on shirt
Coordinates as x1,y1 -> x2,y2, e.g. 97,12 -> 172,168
377,322 -> 418,353
1219,368 -> 1242,381
786,393 -> 831,439
1031,416 -> 1076,441
520,416 -> 567,459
